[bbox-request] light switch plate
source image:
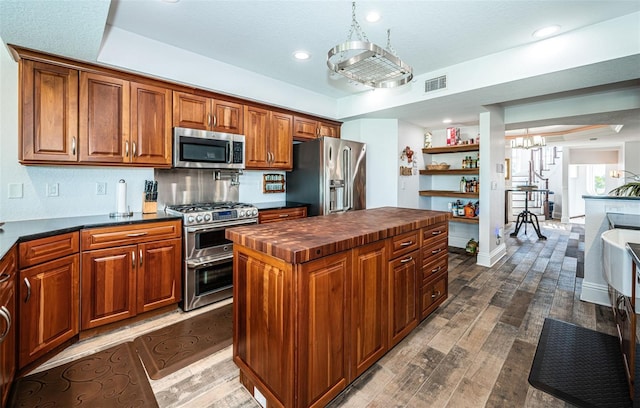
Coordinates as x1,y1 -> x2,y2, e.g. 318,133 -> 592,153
8,183 -> 23,198
46,183 -> 59,197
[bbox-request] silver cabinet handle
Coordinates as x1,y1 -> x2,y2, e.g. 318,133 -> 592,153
207,113 -> 212,127
431,248 -> 443,255
139,249 -> 143,267
24,277 -> 31,303
213,114 -> 217,128
431,290 -> 442,299
132,141 -> 137,158
126,232 -> 148,237
278,214 -> 289,218
431,266 -> 441,274
431,230 -> 443,235
400,241 -> 413,247
400,256 -> 413,264
0,307 -> 10,344
125,140 -> 129,157
132,251 -> 136,268
72,136 -> 76,156
0,273 -> 11,284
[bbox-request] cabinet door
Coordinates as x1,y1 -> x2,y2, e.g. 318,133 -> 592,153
79,72 -> 130,163
319,122 -> 340,138
293,116 -> 319,141
388,249 -> 419,347
81,246 -> 137,329
299,252 -> 349,408
20,60 -> 79,163
258,207 -> 307,224
0,248 -> 16,406
244,105 -> 270,168
19,254 -> 79,368
212,99 -> 244,134
269,111 -> 293,170
172,91 -> 211,130
137,239 -> 182,313
351,241 -> 387,379
130,82 -> 172,167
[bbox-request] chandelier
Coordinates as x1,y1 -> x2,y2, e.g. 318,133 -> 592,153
510,129 -> 546,149
327,2 -> 413,89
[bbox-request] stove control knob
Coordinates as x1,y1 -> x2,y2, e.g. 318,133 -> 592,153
252,209 -> 258,216
187,216 -> 195,224
204,214 -> 211,222
239,210 -> 245,217
196,215 -> 203,223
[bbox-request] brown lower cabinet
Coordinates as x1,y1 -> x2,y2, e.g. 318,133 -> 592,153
233,221 -> 448,408
257,206 -> 307,224
0,247 -> 17,407
80,221 -> 182,330
18,232 -> 80,369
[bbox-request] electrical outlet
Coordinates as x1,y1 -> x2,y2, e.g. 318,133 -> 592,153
96,182 -> 107,195
46,183 -> 59,197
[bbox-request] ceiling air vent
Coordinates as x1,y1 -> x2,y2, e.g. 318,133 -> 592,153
425,75 -> 447,93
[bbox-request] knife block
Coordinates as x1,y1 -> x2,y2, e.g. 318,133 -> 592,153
142,194 -> 158,214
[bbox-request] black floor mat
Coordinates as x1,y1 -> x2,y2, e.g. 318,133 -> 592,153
529,318 -> 632,408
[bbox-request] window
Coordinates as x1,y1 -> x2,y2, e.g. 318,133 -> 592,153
587,164 -> 606,195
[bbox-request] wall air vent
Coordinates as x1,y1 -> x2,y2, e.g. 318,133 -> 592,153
425,75 -> 447,93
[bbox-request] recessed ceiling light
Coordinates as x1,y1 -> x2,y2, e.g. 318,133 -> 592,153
293,51 -> 311,60
442,118 -> 452,124
532,25 -> 560,38
366,11 -> 381,23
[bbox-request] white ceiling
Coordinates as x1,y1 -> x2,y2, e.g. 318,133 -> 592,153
1,0 -> 639,144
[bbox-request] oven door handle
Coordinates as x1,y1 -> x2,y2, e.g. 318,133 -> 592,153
187,257 -> 233,269
185,219 -> 257,233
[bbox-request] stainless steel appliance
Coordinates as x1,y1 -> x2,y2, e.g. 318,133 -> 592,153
286,137 -> 366,216
173,127 -> 245,170
165,201 -> 258,311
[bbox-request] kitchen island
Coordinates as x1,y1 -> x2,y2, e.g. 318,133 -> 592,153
226,207 -> 450,408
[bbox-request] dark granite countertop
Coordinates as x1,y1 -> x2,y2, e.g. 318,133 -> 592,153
582,195 -> 640,200
226,207 -> 450,264
628,243 -> 640,269
607,213 -> 640,230
0,212 -> 182,260
253,201 -> 310,211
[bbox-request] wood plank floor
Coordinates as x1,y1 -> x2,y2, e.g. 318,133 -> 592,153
29,221 -> 615,407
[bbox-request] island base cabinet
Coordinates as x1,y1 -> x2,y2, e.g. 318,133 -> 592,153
388,249 -> 419,348
234,247 -> 349,408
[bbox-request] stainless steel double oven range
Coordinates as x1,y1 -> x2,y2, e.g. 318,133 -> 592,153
165,202 -> 257,311
156,127 -> 256,311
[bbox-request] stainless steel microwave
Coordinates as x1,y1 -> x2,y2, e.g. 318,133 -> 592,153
173,127 -> 245,169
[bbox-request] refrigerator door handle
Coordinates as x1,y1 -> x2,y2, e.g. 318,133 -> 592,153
343,147 -> 352,211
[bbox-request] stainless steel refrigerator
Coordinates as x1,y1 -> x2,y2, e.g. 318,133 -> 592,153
286,137 -> 366,216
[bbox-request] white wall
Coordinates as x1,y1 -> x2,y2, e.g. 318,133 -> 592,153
397,121 -> 424,209
341,119 -> 398,209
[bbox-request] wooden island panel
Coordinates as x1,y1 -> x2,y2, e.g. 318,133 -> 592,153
229,207 -> 450,408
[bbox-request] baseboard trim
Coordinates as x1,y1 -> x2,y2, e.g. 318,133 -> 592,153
477,243 -> 507,267
579,281 -> 611,307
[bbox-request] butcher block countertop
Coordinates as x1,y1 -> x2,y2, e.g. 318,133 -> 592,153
225,206 -> 450,264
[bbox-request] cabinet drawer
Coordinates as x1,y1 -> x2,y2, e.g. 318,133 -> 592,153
422,222 -> 448,246
0,246 -> 17,292
421,273 -> 448,316
81,220 -> 181,251
422,236 -> 448,265
19,232 -> 79,268
258,207 -> 307,224
388,230 -> 421,260
422,253 -> 448,284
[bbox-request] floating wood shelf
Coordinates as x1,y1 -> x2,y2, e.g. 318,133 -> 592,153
423,144 -> 480,154
420,168 -> 479,175
450,216 -> 479,224
419,190 -> 480,199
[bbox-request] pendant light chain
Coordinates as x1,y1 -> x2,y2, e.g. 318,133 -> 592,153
347,1 -> 369,42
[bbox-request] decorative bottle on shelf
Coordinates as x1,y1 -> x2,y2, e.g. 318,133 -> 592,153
460,177 -> 466,193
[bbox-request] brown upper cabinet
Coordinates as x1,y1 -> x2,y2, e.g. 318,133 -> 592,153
173,91 -> 243,134
293,116 -> 341,141
19,58 -> 172,167
244,106 -> 292,170
20,60 -> 79,163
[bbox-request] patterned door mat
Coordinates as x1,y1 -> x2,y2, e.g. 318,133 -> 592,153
529,318 -> 632,408
134,303 -> 233,380
9,342 -> 158,407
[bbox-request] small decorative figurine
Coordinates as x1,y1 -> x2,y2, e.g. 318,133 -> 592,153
424,131 -> 432,148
